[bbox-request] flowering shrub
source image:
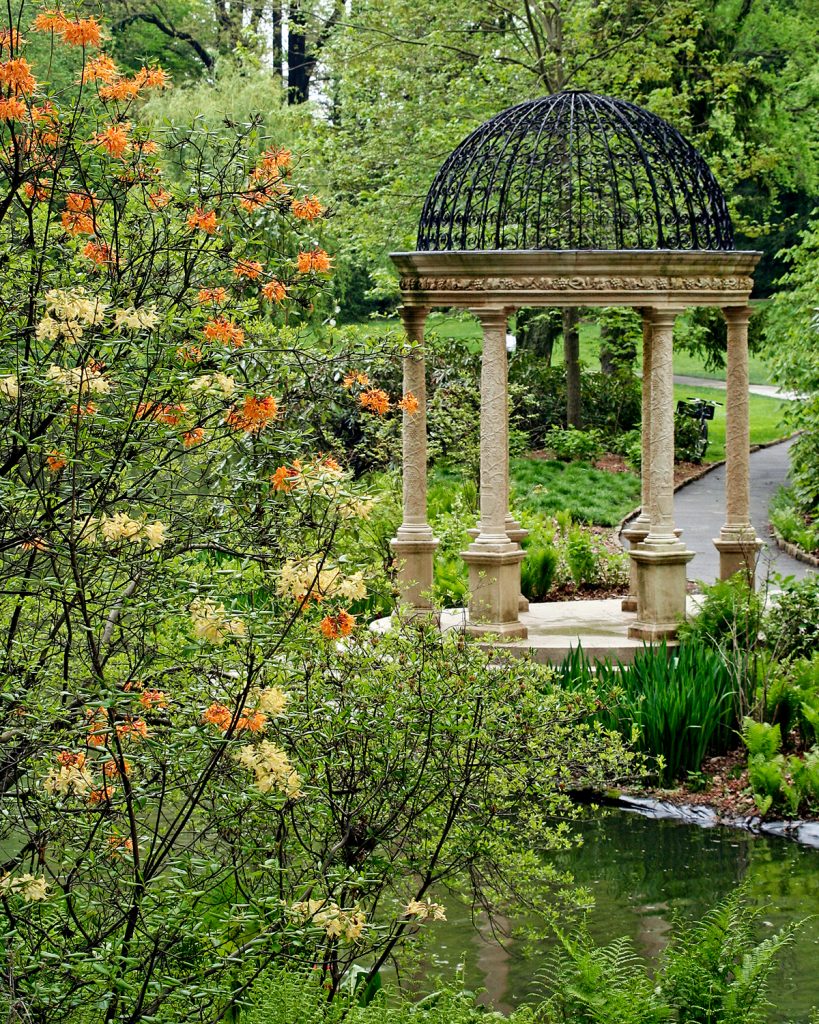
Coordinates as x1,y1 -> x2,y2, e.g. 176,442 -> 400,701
0,7 -> 638,1021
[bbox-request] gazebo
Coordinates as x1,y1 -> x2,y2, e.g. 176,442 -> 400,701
389,91 -> 762,642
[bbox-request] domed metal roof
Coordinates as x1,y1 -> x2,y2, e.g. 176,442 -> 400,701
417,91 -> 734,253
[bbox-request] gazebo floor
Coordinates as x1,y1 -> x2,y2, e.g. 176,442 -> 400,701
373,597 -> 702,665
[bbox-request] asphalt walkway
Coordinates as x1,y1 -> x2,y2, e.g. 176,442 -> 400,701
673,374 -> 801,401
671,436 -> 814,586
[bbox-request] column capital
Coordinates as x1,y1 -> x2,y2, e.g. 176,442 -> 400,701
470,307 -> 510,329
647,307 -> 685,328
398,305 -> 428,334
722,305 -> 753,326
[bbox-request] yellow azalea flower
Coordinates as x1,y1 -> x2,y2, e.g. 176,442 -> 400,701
403,897 -> 447,922
234,740 -> 302,797
0,375 -> 19,401
256,686 -> 290,718
0,873 -> 49,902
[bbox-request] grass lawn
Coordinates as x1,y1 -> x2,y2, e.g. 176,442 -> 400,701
428,459 -> 642,527
421,311 -> 774,385
510,457 -> 640,525
672,383 -> 791,461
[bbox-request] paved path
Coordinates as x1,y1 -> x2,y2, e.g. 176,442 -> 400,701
673,374 -> 801,402
674,437 -> 814,586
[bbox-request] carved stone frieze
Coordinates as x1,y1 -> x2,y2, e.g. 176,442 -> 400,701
398,274 -> 754,293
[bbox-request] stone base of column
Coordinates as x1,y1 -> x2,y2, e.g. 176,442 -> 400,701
461,545 -> 528,639
621,520 -> 649,612
390,532 -> 439,616
469,520 -> 530,612
628,545 -> 695,641
713,534 -> 765,585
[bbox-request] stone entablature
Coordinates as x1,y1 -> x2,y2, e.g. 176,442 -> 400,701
391,250 -> 760,308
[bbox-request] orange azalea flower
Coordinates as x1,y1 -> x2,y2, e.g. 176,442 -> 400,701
136,65 -> 170,89
88,785 -> 115,806
93,122 -> 130,158
182,427 -> 205,447
135,402 -> 186,426
226,395 -> 279,434
19,537 -> 48,551
56,751 -> 86,768
203,702 -> 231,730
196,287 -> 227,305
258,146 -> 292,172
32,11 -> 69,33
60,17 -> 102,47
81,54 -> 118,84
236,710 -> 267,733
0,57 -> 37,94
397,391 -> 419,414
359,388 -> 390,416
139,689 -> 168,710
0,97 -> 27,120
86,708 -> 109,748
261,279 -> 287,303
342,371 -> 369,389
103,758 -> 131,778
176,345 -> 203,363
187,207 -> 218,234
24,180 -> 50,201
202,316 -> 244,348
138,139 -> 159,155
271,462 -> 301,492
147,188 -> 171,209
319,611 -> 356,640
99,77 -> 141,102
70,401 -> 97,417
233,258 -> 263,280
46,451 -> 66,472
61,209 -> 94,234
0,27 -> 22,50
291,195 -> 323,220
319,454 -> 342,472
83,239 -> 113,265
66,192 -> 95,212
107,835 -> 134,856
116,717 -> 148,742
296,248 -> 332,274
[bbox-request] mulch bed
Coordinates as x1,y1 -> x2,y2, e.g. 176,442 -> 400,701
638,749 -> 757,818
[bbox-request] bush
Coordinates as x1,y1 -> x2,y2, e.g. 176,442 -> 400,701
764,574 -> 819,660
679,575 -> 764,653
674,408 -> 706,462
770,487 -> 819,553
543,426 -> 605,462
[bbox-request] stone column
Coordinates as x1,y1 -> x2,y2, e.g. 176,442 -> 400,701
622,308 -> 653,612
714,306 -> 763,581
629,308 -> 693,641
461,308 -> 527,638
390,306 -> 439,618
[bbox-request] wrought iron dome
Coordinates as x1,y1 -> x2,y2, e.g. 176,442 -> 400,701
417,91 -> 734,253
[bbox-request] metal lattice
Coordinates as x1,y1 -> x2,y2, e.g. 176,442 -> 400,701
417,91 -> 734,252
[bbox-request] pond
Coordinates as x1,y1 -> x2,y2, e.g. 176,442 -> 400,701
425,808 -> 819,1022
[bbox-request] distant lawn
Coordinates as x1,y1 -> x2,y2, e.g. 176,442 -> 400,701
421,311 -> 774,385
428,458 -> 642,527
672,383 -> 790,461
511,457 -> 641,525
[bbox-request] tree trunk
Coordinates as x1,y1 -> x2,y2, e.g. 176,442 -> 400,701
516,307 -> 558,364
287,2 -> 314,104
272,2 -> 283,80
563,307 -> 581,427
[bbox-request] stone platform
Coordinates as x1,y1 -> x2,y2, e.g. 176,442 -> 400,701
373,597 -> 701,665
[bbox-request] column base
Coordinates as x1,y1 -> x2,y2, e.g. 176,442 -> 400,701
628,544 -> 695,641
469,520 -> 530,611
461,545 -> 528,639
390,532 -> 439,614
713,534 -> 765,585
621,521 -> 649,612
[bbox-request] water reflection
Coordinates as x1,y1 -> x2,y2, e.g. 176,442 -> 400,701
424,809 -> 819,1022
